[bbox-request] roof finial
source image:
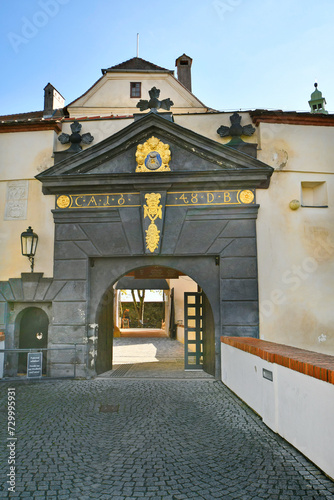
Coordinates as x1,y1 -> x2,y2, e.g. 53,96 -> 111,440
136,87 -> 174,113
137,33 -> 139,58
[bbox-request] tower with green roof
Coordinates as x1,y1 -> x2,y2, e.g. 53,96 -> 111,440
308,82 -> 328,114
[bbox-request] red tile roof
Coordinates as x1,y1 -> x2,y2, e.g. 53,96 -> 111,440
0,109 -> 65,121
0,110 -> 44,121
250,109 -> 334,126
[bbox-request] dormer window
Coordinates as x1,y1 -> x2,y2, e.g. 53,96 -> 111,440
130,82 -> 141,98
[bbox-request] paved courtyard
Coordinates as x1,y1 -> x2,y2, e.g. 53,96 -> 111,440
1,375 -> 334,499
100,338 -> 212,379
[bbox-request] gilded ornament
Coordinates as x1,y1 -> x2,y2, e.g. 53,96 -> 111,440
146,222 -> 161,252
239,190 -> 254,204
57,195 -> 71,209
144,193 -> 162,220
136,136 -> 171,172
143,193 -> 162,252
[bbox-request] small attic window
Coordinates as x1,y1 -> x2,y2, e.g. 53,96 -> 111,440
180,60 -> 189,65
130,82 -> 141,98
301,181 -> 328,207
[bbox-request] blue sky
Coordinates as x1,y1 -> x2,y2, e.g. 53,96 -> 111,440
1,0 -> 334,115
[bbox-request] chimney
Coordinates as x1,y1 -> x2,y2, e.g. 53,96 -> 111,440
175,54 -> 192,92
43,83 -> 65,117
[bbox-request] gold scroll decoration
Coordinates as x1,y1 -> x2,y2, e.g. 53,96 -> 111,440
143,193 -> 162,252
136,136 -> 171,172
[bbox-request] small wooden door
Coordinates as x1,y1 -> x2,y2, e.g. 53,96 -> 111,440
19,308 -> 48,374
184,292 -> 203,370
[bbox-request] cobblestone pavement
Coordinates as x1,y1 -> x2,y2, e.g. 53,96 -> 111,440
100,338 -> 213,379
1,378 -> 334,499
112,338 -> 185,364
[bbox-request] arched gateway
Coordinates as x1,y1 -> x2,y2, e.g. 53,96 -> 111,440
95,263 -> 216,375
37,112 -> 273,379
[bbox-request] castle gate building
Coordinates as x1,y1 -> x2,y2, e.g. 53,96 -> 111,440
1,55 -> 333,379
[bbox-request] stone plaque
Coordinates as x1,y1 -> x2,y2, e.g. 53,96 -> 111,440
4,180 -> 28,220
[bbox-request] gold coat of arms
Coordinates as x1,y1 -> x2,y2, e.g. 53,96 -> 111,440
136,136 -> 171,172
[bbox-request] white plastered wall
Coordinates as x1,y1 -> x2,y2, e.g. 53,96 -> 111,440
68,72 -> 206,117
256,122 -> 334,354
54,118 -> 134,152
175,112 -> 258,144
0,130 -> 55,280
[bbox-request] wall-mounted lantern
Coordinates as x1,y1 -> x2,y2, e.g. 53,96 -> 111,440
289,200 -> 301,211
21,226 -> 38,272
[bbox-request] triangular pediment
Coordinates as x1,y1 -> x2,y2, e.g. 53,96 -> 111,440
37,112 -> 273,194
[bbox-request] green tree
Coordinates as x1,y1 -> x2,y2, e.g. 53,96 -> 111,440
131,289 -> 145,327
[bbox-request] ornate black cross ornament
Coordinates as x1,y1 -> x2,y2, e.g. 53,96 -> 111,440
136,87 -> 174,113
58,121 -> 94,152
217,112 -> 255,146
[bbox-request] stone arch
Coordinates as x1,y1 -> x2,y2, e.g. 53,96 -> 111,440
4,306 -> 50,376
92,260 -> 217,376
18,307 -> 49,374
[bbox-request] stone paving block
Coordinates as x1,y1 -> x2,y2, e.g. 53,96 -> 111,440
0,379 -> 334,499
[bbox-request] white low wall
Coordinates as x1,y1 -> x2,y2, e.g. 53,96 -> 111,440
221,343 -> 334,480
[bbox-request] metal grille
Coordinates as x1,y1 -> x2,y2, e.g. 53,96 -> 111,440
184,292 -> 203,370
99,404 -> 119,413
109,364 -> 134,378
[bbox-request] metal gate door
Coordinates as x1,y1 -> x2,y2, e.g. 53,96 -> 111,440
184,292 -> 203,370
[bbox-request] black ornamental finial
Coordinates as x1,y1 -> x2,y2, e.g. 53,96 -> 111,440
217,112 -> 255,145
136,87 -> 174,113
58,121 -> 94,152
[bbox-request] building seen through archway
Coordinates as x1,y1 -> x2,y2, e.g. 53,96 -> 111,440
95,266 -> 215,377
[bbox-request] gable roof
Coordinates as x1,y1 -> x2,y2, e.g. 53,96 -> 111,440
102,57 -> 173,74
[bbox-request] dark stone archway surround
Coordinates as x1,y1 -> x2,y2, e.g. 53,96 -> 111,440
37,112 -> 273,378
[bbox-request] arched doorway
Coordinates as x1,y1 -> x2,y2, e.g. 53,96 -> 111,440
95,264 -> 216,376
18,307 -> 49,374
